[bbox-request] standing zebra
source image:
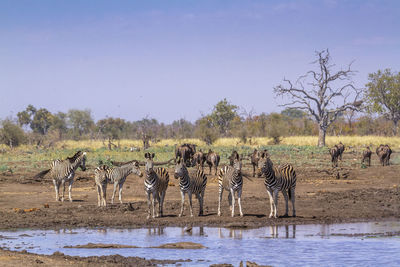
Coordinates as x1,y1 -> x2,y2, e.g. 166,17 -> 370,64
257,152 -> 296,218
174,158 -> 207,217
34,151 -> 87,202
217,153 -> 243,217
144,152 -> 169,219
95,161 -> 142,206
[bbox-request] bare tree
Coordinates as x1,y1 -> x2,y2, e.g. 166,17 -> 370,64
274,50 -> 362,147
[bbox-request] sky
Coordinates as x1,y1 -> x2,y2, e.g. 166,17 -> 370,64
1,0 -> 399,123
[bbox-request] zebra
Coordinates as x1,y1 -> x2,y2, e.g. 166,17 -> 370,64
34,151 -> 86,202
174,158 -> 207,217
94,165 -> 109,207
144,152 -> 169,219
95,161 -> 143,206
217,153 -> 243,217
362,147 -> 372,167
257,151 -> 296,218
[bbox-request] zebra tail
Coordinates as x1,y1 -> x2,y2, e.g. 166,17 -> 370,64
33,169 -> 51,179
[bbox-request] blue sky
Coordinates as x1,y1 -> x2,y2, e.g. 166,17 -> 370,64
1,0 -> 399,123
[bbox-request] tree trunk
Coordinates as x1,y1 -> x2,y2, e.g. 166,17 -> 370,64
394,120 -> 399,136
318,127 -> 326,147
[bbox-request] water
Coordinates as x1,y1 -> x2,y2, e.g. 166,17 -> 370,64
1,221 -> 400,266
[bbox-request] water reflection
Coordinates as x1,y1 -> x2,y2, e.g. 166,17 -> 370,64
218,228 -> 243,239
268,225 -> 296,238
147,227 -> 164,236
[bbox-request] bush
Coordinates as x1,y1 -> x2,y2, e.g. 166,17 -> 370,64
0,120 -> 27,148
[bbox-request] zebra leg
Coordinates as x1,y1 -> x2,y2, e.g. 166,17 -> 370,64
68,179 -> 74,202
179,191 -> 185,217
228,191 -> 232,211
199,191 -> 204,216
188,192 -> 194,217
272,190 -> 279,218
159,191 -> 166,217
238,188 -> 243,217
111,182 -> 118,204
118,182 -> 124,204
61,180 -> 66,202
153,192 -> 159,218
146,192 -> 151,219
230,188 -> 235,217
282,190 -> 289,217
209,164 -> 212,175
53,180 -> 60,201
218,186 -> 223,216
266,189 -> 274,218
290,188 -> 296,217
96,185 -> 101,207
102,184 -> 107,207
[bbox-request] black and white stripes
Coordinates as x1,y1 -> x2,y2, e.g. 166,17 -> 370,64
217,153 -> 243,217
144,152 -> 169,219
257,151 -> 296,218
174,159 -> 207,217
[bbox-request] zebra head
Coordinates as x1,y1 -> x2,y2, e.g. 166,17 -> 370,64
232,152 -> 242,172
174,158 -> 187,179
131,161 -> 143,177
68,151 -> 87,171
256,151 -> 271,177
144,152 -> 155,173
79,152 -> 87,171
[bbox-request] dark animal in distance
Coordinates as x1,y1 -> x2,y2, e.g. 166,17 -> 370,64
362,147 -> 372,167
192,149 -> 206,171
206,149 -> 220,175
228,150 -> 239,166
376,144 -> 392,166
249,149 -> 268,177
330,145 -> 340,167
175,143 -> 196,166
336,142 -> 345,161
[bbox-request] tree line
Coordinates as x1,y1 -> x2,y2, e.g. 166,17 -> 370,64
1,50 -> 399,148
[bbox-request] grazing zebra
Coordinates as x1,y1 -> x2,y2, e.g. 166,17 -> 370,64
330,145 -> 339,167
95,161 -> 142,206
174,158 -> 207,217
217,153 -> 243,217
34,151 -> 86,202
206,149 -> 220,175
144,152 -> 169,219
362,147 -> 372,167
257,152 -> 296,218
337,142 -> 345,161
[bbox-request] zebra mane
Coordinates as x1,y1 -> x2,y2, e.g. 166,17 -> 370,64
111,160 -> 138,167
67,151 -> 84,163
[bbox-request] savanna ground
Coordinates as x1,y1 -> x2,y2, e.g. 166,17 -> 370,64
0,137 -> 399,266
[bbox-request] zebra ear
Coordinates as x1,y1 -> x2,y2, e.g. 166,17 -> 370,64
151,153 -> 155,159
144,153 -> 149,159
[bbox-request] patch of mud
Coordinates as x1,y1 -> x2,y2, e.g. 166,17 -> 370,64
64,243 -> 139,249
151,242 -> 206,249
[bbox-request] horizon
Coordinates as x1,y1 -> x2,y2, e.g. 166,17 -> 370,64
1,0 -> 399,124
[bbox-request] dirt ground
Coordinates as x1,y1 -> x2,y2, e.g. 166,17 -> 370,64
0,151 -> 399,265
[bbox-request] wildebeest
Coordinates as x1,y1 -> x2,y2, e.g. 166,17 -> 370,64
229,150 -> 239,166
330,145 -> 339,167
337,142 -> 345,161
362,147 -> 372,167
192,149 -> 206,171
249,149 -> 268,177
206,149 -> 220,175
376,144 -> 392,166
175,143 -> 196,166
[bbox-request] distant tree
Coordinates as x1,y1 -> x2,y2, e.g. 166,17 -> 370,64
97,117 -> 127,149
365,69 -> 400,135
171,119 -> 194,139
274,50 -> 363,147
50,112 -> 68,139
0,119 -> 26,148
67,109 -> 94,138
209,98 -> 238,136
195,116 -> 219,145
281,108 -> 306,119
17,104 -> 37,128
30,108 -> 54,135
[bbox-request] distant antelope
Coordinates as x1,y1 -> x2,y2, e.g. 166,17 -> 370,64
34,151 -> 87,202
330,145 -> 339,167
376,144 -> 392,166
192,149 -> 206,171
362,147 -> 372,167
337,142 -> 345,161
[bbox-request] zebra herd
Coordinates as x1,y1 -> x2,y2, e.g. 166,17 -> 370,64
34,146 -> 298,219
330,142 -> 393,167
